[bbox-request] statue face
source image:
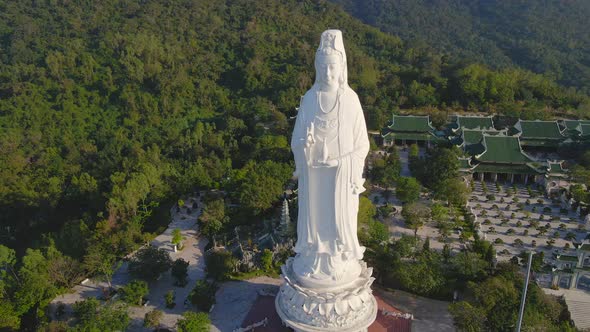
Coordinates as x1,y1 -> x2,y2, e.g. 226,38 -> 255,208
317,55 -> 341,89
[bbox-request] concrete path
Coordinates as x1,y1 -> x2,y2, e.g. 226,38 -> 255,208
375,288 -> 455,332
51,195 -> 208,331
209,276 -> 282,332
544,288 -> 590,330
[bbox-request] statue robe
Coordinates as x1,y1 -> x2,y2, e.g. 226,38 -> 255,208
291,86 -> 369,263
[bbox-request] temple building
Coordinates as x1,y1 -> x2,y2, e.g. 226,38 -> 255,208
466,134 -> 545,184
512,120 -> 567,147
551,241 -> 590,292
382,114 -> 442,146
451,115 -> 495,132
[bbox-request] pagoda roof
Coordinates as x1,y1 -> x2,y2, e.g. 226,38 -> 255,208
387,115 -> 434,133
514,120 -> 566,140
475,135 -> 535,164
456,116 -> 494,130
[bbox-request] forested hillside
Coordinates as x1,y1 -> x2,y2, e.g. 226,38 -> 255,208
0,0 -> 588,329
331,0 -> 590,93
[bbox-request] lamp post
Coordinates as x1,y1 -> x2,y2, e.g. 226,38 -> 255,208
516,250 -> 534,332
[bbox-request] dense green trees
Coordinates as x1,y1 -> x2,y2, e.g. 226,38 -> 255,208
0,0 -> 587,329
332,0 -> 590,94
449,263 -> 575,331
120,280 -> 149,306
395,177 -> 421,203
128,246 -> 172,281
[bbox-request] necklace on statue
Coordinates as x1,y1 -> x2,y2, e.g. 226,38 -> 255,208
318,89 -> 340,114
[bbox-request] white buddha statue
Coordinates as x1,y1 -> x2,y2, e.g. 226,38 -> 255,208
291,29 -> 370,289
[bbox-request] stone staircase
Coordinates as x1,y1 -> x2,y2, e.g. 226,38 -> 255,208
565,297 -> 590,330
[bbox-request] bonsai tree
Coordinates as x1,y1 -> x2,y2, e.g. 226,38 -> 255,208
172,229 -> 184,252
171,258 -> 189,286
144,310 -> 163,328
177,312 -> 210,332
565,232 -> 577,241
165,290 -> 175,308
128,246 -> 172,281
121,280 -> 149,306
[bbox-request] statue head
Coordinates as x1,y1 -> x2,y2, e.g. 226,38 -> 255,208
314,29 -> 348,90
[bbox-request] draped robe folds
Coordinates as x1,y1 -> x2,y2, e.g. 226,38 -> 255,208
291,86 -> 369,279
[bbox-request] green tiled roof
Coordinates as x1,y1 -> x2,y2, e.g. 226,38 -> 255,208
383,132 -> 440,141
457,116 -> 494,130
518,120 -> 564,139
519,140 -> 562,147
461,129 -> 504,145
465,143 -> 485,156
581,244 -> 590,251
557,255 -> 579,262
388,115 -> 433,132
548,162 -> 567,174
564,120 -> 581,131
463,130 -> 484,145
472,163 -> 543,174
476,135 -> 533,164
458,158 -> 472,170
580,124 -> 590,137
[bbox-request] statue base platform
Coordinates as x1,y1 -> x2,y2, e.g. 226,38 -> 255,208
275,258 -> 377,332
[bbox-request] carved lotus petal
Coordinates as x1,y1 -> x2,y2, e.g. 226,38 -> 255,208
359,290 -> 372,303
319,303 -> 326,316
334,298 -> 350,315
323,302 -> 335,316
348,295 -> 363,311
294,293 -> 306,307
303,298 -> 313,313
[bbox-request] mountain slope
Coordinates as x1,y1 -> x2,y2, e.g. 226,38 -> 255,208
331,0 -> 590,93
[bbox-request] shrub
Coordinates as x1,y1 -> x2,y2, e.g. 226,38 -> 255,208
523,229 -> 529,236
171,258 -> 189,286
205,250 -> 238,280
190,280 -> 218,312
177,312 -> 210,332
506,229 -> 515,235
543,207 -> 552,213
165,290 -> 175,308
144,310 -> 163,328
128,246 -> 172,281
494,238 -> 504,244
260,249 -> 273,272
120,280 -> 149,306
516,220 -> 523,227
486,194 -> 495,201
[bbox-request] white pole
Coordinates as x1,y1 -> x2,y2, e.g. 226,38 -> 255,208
516,251 -> 533,331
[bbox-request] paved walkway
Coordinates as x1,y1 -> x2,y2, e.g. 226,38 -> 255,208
209,276 -> 282,332
51,196 -> 208,331
543,287 -> 590,330
375,288 -> 455,332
